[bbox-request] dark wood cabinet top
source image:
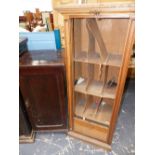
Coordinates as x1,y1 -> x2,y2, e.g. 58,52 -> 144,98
20,50 -> 65,67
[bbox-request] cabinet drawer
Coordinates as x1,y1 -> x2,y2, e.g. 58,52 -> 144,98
73,118 -> 109,142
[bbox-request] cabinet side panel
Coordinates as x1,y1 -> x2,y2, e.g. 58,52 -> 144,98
64,18 -> 74,130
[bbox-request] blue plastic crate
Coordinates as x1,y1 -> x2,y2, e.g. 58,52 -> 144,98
19,32 -> 57,51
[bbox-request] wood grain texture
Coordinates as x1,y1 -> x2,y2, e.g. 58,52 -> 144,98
73,118 -> 109,142
64,18 -> 74,130
86,19 -> 108,61
68,131 -> 111,151
54,1 -> 135,16
20,51 -> 67,131
74,19 -> 82,54
87,21 -> 95,53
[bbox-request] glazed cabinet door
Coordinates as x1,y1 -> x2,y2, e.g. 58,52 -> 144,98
19,66 -> 67,131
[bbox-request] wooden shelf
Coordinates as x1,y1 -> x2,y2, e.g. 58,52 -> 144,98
74,51 -> 122,67
87,80 -> 103,96
74,51 -> 101,64
84,102 -> 112,126
74,79 -> 116,99
74,94 -> 113,126
102,86 -> 117,99
106,54 -> 122,67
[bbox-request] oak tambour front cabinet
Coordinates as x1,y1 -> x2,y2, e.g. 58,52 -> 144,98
55,1 -> 135,149
19,50 -> 67,131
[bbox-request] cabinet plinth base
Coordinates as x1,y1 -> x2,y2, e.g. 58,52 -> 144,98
68,131 -> 111,151
19,130 -> 35,143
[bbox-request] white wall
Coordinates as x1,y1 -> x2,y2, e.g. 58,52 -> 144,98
19,0 -> 53,15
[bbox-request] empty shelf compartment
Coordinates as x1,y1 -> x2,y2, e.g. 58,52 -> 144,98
83,96 -> 113,126
74,92 -> 87,118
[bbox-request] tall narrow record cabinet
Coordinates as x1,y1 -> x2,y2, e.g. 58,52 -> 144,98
55,1 -> 135,150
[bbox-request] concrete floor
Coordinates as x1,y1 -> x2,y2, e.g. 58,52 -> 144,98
19,79 -> 135,155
